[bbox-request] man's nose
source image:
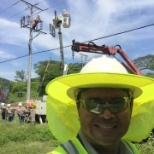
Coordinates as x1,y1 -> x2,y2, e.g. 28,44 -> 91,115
99,108 -> 115,119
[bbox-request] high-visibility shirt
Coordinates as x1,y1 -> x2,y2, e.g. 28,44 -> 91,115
47,137 -> 140,154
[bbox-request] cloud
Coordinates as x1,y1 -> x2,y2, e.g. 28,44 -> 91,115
0,18 -> 28,46
0,50 -> 16,60
0,0 -> 154,81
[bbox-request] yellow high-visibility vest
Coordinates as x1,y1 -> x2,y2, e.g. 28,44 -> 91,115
47,137 -> 140,154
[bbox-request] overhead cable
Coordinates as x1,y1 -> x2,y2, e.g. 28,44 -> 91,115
0,23 -> 154,64
0,0 -> 21,15
86,23 -> 154,42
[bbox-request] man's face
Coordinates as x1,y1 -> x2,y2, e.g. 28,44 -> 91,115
78,88 -> 132,146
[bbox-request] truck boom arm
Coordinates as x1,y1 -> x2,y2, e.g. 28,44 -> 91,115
71,40 -> 142,75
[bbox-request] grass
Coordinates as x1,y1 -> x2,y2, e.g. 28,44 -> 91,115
0,115 -> 154,154
0,115 -> 59,154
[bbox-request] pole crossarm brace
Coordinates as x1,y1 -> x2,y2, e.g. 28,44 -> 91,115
21,0 -> 44,12
32,31 -> 47,40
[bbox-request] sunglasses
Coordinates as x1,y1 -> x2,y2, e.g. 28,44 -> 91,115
78,97 -> 130,114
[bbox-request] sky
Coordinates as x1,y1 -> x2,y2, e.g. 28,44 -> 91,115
0,0 -> 154,81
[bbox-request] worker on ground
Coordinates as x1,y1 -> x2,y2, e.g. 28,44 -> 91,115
6,104 -> 15,122
0,103 -> 6,121
46,55 -> 154,154
16,102 -> 27,123
32,15 -> 41,30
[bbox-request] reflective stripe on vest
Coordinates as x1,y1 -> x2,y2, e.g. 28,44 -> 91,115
60,140 -> 80,154
60,138 -> 139,154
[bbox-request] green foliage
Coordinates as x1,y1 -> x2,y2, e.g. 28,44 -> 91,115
67,63 -> 82,74
0,117 -> 59,154
145,72 -> 154,78
0,117 -> 59,146
14,70 -> 26,82
1,141 -> 56,154
133,54 -> 154,71
9,80 -> 40,103
34,60 -> 82,96
34,60 -> 63,96
9,60 -> 83,103
136,133 -> 154,154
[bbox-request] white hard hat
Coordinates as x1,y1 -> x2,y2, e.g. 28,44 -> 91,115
1,103 -> 5,106
18,102 -> 22,106
7,104 -> 11,107
80,55 -> 128,73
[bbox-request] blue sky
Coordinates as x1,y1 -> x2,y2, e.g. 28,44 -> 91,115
0,0 -> 154,81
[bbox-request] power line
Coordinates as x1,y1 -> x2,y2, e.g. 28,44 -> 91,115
5,7 -> 28,20
0,0 -> 21,15
34,0 -> 66,15
87,23 -> 154,43
0,0 -> 66,32
0,45 -> 71,64
0,54 -> 28,63
0,7 -> 28,32
0,23 -> 154,64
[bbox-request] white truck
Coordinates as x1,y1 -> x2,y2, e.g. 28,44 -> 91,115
26,95 -> 47,124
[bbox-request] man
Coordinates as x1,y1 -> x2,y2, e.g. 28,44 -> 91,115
46,55 -> 154,154
6,104 -> 15,122
32,15 -> 41,30
16,102 -> 27,123
0,103 -> 6,121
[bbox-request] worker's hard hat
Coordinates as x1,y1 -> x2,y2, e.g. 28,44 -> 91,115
46,55 -> 154,143
18,102 -> 22,106
80,55 -> 128,74
1,103 -> 5,106
36,15 -> 40,19
7,104 -> 11,107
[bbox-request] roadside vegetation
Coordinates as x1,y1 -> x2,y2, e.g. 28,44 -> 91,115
136,133 -> 154,154
0,116 -> 60,154
0,116 -> 154,154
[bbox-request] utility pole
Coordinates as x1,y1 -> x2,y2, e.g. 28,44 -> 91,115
80,53 -> 88,67
20,0 -> 47,101
50,10 -> 71,75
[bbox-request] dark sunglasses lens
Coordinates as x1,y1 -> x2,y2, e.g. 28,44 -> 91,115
83,99 -> 103,114
108,97 -> 128,113
81,97 -> 129,114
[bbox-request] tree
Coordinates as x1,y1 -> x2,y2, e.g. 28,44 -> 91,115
34,60 -> 63,96
34,60 -> 82,96
9,80 -> 40,103
14,70 -> 26,82
145,72 -> 154,78
133,54 -> 154,71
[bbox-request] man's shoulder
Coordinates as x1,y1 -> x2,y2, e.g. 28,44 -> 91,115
121,140 -> 140,154
48,137 -> 88,154
47,145 -> 67,154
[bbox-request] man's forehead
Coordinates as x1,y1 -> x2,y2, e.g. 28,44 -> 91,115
77,87 -> 132,97
74,87 -> 133,100
79,87 -> 130,93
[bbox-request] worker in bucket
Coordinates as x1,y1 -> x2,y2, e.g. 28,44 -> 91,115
46,55 -> 154,154
32,15 -> 41,30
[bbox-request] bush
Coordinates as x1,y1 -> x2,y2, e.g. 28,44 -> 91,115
136,133 -> 154,154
